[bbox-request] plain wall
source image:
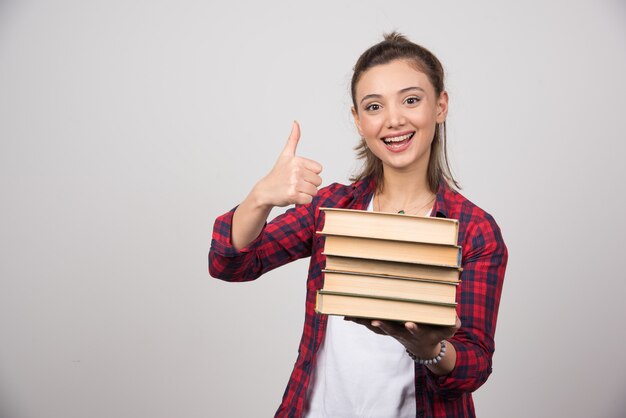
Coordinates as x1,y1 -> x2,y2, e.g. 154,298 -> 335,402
1,0 -> 625,417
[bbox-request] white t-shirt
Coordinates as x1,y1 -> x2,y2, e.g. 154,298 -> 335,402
303,313 -> 417,418
303,201 -> 432,418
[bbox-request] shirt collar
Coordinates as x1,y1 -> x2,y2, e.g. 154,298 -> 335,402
432,178 -> 452,219
349,175 -> 377,210
351,175 -> 452,218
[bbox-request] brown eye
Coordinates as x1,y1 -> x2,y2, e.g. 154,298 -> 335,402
366,103 -> 381,111
405,97 -> 421,105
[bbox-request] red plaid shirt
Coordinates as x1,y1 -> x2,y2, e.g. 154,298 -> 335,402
209,176 -> 508,418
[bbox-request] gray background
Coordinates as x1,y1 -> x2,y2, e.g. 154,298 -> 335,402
1,0 -> 625,417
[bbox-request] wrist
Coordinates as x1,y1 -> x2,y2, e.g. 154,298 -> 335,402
411,341 -> 441,359
248,184 -> 274,211
407,340 -> 447,365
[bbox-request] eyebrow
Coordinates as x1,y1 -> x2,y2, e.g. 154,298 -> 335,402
359,86 -> 426,104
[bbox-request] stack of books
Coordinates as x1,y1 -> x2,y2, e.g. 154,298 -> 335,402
315,207 -> 462,326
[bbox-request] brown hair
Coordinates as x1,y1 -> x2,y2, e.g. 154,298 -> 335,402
349,31 -> 459,192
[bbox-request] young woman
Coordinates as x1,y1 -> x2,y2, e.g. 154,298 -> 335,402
209,32 -> 508,418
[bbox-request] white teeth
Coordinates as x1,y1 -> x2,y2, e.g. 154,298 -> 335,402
383,133 -> 413,143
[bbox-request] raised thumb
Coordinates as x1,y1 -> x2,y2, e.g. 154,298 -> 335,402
281,120 -> 300,157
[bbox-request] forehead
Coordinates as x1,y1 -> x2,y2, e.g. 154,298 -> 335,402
355,59 -> 434,98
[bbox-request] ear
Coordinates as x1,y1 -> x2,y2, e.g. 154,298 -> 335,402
436,91 -> 449,123
351,106 -> 363,136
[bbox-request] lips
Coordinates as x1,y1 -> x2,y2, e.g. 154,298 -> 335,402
381,131 -> 415,151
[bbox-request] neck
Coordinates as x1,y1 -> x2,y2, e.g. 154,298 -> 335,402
378,165 -> 432,207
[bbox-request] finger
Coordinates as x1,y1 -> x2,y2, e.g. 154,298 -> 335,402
362,322 -> 388,335
405,322 -> 419,335
281,120 -> 301,157
299,157 -> 323,174
347,317 -> 387,335
296,179 -> 319,198
365,325 -> 387,336
301,170 -> 323,187
372,320 -> 405,337
293,192 -> 313,205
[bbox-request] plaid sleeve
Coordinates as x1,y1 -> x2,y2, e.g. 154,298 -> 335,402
208,200 -> 318,282
426,211 -> 508,398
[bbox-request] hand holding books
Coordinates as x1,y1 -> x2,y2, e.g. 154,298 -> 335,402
345,315 -> 461,372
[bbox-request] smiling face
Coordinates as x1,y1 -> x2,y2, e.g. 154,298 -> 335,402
352,59 -> 448,177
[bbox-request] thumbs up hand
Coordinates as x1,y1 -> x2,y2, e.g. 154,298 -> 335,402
253,121 -> 323,208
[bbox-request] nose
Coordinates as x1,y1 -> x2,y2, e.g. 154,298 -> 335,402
385,104 -> 406,129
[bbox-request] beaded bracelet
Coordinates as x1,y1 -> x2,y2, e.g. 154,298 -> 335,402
406,340 -> 447,365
